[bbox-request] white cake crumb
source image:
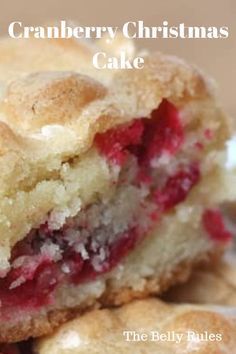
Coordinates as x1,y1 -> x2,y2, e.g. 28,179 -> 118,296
151,153 -> 171,168
225,136 -> 236,170
40,242 -> 62,262
61,263 -> 71,274
9,275 -> 26,290
74,243 -> 89,260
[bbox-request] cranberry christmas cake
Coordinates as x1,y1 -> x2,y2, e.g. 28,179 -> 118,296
0,36 -> 233,342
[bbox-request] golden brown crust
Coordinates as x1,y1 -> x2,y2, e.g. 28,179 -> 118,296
0,39 -> 213,146
0,309 -> 74,345
0,36 -> 219,166
3,72 -> 107,131
34,298 -> 236,354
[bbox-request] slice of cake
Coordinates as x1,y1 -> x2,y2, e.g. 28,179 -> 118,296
34,298 -> 236,354
165,249 -> 236,306
0,36 -> 233,342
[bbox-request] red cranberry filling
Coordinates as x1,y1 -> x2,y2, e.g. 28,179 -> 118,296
95,99 -> 184,166
154,164 -> 200,212
0,100 -> 202,315
202,209 -> 232,242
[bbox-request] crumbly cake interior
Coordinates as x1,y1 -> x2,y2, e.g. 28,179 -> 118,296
0,99 -> 232,321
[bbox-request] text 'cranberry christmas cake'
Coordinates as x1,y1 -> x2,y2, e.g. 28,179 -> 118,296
0,35 -> 233,342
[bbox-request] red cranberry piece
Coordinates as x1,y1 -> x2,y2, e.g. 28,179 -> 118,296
154,164 -> 200,211
95,120 -> 144,165
202,209 -> 232,242
140,99 -> 184,164
95,100 -> 184,167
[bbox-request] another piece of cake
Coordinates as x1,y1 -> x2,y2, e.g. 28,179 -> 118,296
0,36 -> 234,342
164,249 -> 236,306
34,298 -> 236,354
